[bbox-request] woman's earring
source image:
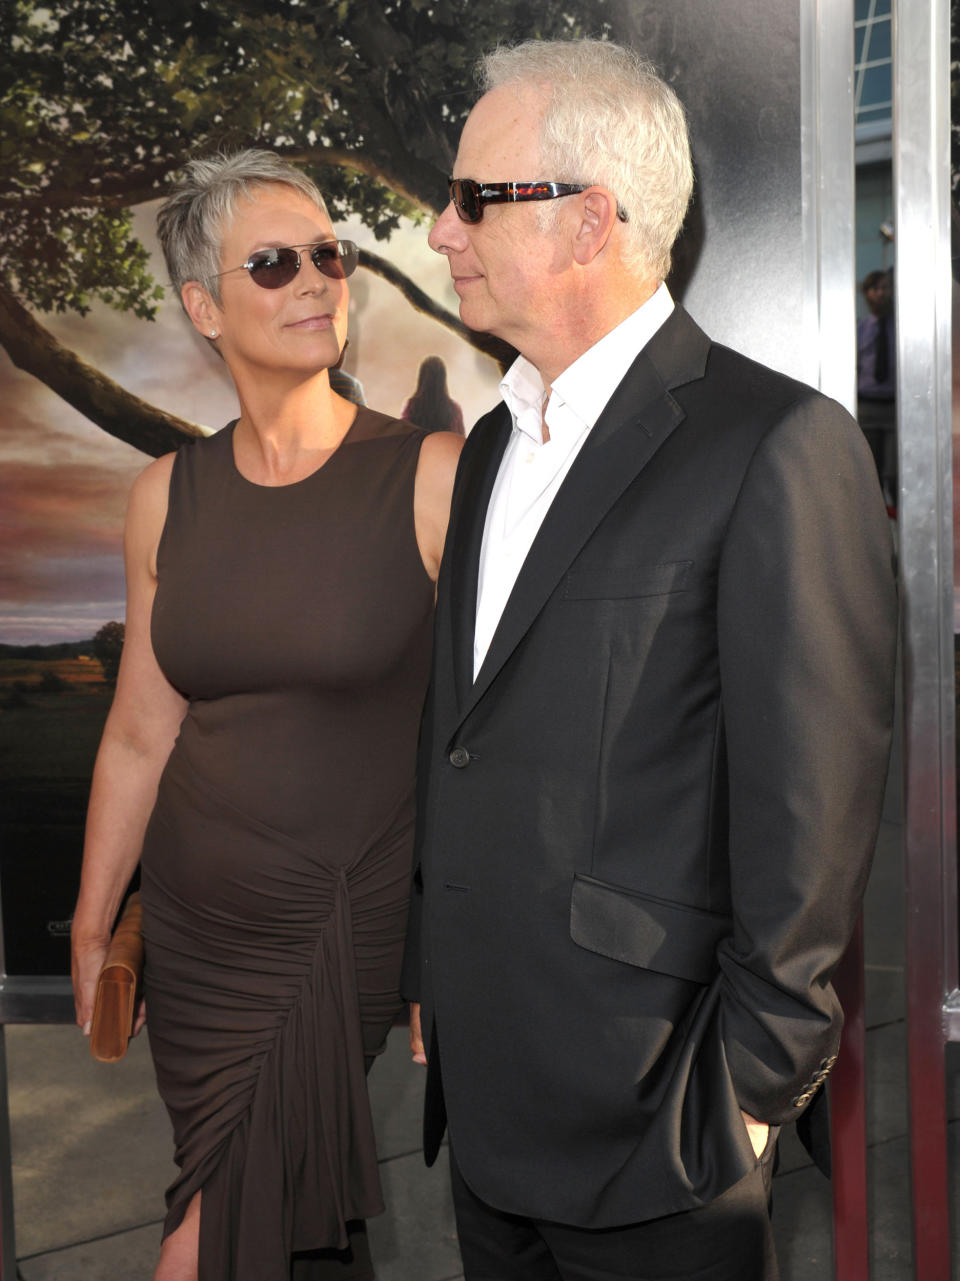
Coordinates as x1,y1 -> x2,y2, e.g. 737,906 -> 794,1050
209,330 -> 218,338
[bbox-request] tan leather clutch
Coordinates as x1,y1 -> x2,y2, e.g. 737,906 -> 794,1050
89,892 -> 144,1062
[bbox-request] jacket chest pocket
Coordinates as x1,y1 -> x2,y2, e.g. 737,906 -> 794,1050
562,560 -> 693,601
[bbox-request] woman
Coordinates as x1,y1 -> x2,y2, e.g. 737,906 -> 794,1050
401,355 -> 465,435
70,150 -> 462,1281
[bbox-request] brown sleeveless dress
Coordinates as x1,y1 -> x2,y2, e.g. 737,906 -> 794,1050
141,411 -> 435,1281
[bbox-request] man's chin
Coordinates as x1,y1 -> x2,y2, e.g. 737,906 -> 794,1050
457,300 -> 497,337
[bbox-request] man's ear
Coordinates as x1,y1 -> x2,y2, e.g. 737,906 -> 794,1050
571,188 -> 620,265
181,280 -> 220,338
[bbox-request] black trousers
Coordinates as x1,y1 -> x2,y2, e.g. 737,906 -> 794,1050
449,1138 -> 780,1281
857,396 -> 897,501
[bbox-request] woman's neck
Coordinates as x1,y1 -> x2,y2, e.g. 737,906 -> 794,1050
231,370 -> 358,485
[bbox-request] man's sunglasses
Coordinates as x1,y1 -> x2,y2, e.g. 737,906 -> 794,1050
215,240 -> 359,290
448,178 -> 629,225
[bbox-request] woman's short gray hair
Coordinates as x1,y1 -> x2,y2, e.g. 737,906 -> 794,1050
480,40 -> 693,281
156,149 -> 330,304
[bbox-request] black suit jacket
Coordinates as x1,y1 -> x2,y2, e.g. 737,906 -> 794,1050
402,305 -> 897,1227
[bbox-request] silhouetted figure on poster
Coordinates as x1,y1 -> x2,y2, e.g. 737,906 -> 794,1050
402,355 -> 466,435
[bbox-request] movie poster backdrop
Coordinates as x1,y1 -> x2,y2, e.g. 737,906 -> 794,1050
0,0 -> 807,979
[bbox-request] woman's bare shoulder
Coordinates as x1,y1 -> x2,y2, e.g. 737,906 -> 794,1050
130,450 -> 175,496
125,452 -> 177,552
416,429 -> 464,485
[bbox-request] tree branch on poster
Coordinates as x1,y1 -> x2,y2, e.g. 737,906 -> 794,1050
0,280 -> 205,457
0,0 -> 606,449
0,145 -> 433,216
359,249 -> 514,371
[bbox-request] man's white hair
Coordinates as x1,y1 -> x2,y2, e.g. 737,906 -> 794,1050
480,39 -> 693,281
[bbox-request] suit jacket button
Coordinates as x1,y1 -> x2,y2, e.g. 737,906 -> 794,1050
449,746 -> 470,768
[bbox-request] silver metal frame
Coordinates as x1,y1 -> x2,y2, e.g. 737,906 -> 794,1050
897,0 -> 957,981
0,977 -> 74,1025
0,1032 -> 15,1281
894,0 -> 955,1276
895,0 -> 956,1032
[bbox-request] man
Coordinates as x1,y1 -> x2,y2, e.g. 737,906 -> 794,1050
403,38 -> 897,1281
856,268 -> 897,503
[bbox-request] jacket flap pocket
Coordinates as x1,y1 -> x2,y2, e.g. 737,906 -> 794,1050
562,560 -> 692,601
570,873 -> 729,984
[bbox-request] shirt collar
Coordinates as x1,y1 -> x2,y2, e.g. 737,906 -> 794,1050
499,282 -> 675,444
499,358 -> 548,445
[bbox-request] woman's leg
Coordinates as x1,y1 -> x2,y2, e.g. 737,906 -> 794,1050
153,1191 -> 201,1281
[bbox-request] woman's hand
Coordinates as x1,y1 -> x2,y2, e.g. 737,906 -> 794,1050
71,929 -> 110,1035
409,1002 -> 426,1065
71,924 -> 148,1040
72,939 -> 148,1043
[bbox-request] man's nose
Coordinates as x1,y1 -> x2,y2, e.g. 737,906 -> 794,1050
428,202 -> 467,256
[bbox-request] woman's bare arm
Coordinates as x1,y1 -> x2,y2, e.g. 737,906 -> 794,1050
71,454 -> 188,1033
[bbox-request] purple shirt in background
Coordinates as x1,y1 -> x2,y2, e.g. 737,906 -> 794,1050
856,313 -> 896,401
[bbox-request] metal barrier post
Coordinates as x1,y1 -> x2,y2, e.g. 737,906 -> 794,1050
894,0 -> 955,1276
0,1029 -> 16,1281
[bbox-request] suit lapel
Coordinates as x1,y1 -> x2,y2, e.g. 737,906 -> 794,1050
458,306 -> 711,724
444,406 -> 512,708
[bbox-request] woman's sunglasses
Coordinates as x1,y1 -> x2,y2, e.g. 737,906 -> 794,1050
448,178 -> 629,225
215,240 -> 359,290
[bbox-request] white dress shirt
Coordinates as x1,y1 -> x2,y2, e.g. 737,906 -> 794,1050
473,282 -> 675,678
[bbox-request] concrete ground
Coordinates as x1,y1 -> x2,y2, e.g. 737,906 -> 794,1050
5,747 -> 958,1279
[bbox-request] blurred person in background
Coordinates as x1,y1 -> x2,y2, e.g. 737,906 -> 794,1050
856,267 -> 896,504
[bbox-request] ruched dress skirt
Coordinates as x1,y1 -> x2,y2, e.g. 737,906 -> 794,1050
140,412 -> 435,1280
